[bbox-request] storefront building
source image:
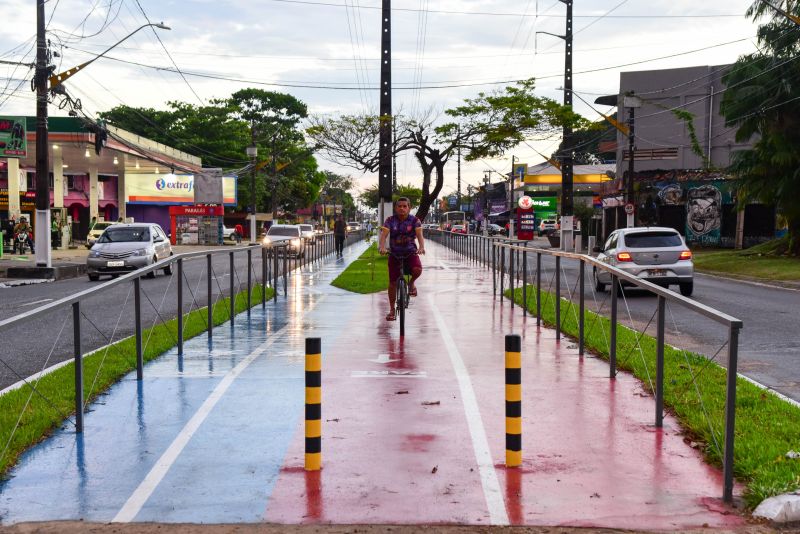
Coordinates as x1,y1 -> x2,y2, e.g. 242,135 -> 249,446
1,116 -> 203,245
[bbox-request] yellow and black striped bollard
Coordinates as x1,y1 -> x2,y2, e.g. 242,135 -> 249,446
305,337 -> 322,471
505,334 -> 522,467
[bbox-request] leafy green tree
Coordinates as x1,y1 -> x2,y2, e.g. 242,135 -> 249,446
359,183 -> 422,209
721,2 -> 800,254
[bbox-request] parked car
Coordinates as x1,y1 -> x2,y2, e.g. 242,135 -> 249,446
487,223 -> 505,236
451,224 -> 467,234
298,224 -> 316,243
263,224 -> 304,257
346,221 -> 362,232
85,221 -> 118,249
222,226 -> 237,242
538,219 -> 558,236
87,223 -> 173,281
422,223 -> 439,230
593,226 -> 694,296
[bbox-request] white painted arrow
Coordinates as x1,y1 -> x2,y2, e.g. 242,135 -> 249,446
368,353 -> 399,364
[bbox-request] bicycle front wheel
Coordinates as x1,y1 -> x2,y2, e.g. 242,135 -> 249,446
397,277 -> 406,336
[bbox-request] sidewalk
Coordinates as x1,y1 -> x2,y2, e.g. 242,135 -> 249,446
0,240 -> 744,529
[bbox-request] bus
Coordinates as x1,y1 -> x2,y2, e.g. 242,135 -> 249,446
440,211 -> 466,231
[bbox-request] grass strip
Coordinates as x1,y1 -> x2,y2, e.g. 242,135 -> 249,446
0,284 -> 273,477
506,285 -> 800,509
330,243 -> 389,294
693,249 -> 800,282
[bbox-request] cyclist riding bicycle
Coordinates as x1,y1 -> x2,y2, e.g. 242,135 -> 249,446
378,197 -> 425,321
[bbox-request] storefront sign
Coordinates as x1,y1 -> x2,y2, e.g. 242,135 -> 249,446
0,117 -> 27,157
126,173 -> 237,205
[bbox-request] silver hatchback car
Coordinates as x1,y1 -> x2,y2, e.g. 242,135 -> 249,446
593,226 -> 694,296
87,223 -> 173,281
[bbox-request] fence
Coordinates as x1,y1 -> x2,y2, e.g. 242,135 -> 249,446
426,229 -> 743,503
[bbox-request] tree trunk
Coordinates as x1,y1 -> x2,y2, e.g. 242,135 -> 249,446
789,217 -> 800,256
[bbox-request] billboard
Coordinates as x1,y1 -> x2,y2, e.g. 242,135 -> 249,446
126,173 -> 237,205
0,117 -> 27,157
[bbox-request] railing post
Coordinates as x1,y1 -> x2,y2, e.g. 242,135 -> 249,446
283,250 -> 288,296
229,251 -> 235,324
177,258 -> 183,356
555,255 -> 561,340
500,244 -> 505,300
134,277 -> 143,379
522,248 -> 527,316
492,243 -> 497,298
273,250 -> 279,301
610,275 -> 618,378
579,259 -> 585,355
72,301 -> 83,433
655,295 -> 666,427
262,247 -> 267,308
723,325 -> 740,503
509,247 -> 515,309
536,252 -> 542,326
247,248 -> 252,315
207,254 -> 213,339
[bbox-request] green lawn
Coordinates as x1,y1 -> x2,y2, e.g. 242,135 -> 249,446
0,284 -> 273,477
506,286 -> 800,509
693,248 -> 800,282
330,243 -> 389,293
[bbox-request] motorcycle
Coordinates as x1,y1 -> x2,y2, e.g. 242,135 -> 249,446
16,231 -> 31,254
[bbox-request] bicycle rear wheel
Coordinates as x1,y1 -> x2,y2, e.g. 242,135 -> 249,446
397,277 -> 406,336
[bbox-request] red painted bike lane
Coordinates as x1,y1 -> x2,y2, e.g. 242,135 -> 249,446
264,243 -> 744,529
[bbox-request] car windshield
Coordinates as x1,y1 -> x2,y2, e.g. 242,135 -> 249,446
99,227 -> 150,243
93,222 -> 113,231
299,225 -> 313,232
625,231 -> 683,248
268,227 -> 299,237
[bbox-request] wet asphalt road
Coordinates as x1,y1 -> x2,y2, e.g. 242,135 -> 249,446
0,235 -> 361,391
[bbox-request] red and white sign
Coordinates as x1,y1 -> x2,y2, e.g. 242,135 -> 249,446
518,195 -> 534,210
624,203 -> 635,215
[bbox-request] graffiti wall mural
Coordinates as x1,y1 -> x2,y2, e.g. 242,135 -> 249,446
686,184 -> 722,245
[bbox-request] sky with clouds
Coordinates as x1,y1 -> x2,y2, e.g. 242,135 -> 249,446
1,0 -> 762,197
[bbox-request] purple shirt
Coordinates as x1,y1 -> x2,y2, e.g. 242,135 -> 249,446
384,215 -> 421,255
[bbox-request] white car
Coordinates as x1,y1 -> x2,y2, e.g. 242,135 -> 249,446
85,221 -> 118,248
263,224 -> 304,257
222,226 -> 237,242
346,221 -> 361,232
298,224 -> 316,243
593,226 -> 694,296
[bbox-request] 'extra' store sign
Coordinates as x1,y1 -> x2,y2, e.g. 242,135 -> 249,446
125,173 -> 237,206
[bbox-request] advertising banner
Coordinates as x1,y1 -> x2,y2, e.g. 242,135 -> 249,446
529,196 -> 557,220
0,117 -> 27,157
126,173 -> 237,205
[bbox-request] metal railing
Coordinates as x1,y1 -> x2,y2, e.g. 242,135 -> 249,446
426,229 -> 743,503
0,231 -> 363,439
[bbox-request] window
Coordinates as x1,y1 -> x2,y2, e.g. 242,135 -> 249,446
604,233 -> 617,251
67,176 -> 76,190
624,231 -> 683,248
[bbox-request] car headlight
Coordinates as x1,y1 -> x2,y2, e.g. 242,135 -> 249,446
291,239 -> 301,247
131,248 -> 148,257
262,237 -> 273,247
89,250 -> 101,258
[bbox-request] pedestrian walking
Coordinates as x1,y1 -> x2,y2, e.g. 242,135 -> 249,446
334,215 -> 346,257
234,223 -> 244,244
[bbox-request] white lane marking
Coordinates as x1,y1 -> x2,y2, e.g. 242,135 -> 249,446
113,296 -> 326,523
368,353 -> 399,364
428,295 -> 509,526
20,298 -> 54,307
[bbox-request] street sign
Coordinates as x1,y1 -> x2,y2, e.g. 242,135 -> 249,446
624,202 -> 635,215
518,195 -> 533,210
0,117 -> 27,158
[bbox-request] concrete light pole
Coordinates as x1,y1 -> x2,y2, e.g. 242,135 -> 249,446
246,144 -> 258,242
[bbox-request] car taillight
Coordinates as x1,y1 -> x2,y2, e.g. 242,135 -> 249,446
616,252 -> 633,262
679,250 -> 692,260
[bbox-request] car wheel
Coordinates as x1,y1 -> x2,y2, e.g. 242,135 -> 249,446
147,257 -> 157,278
88,274 -> 100,281
593,268 -> 606,292
679,281 -> 693,297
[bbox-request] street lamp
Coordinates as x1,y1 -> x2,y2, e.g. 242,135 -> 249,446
483,174 -> 490,237
49,23 -> 171,88
33,16 -> 170,268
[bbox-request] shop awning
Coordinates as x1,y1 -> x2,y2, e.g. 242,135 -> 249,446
520,162 -> 616,187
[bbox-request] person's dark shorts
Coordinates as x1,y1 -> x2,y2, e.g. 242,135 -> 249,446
388,253 -> 422,281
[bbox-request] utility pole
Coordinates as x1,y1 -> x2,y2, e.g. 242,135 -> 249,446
624,92 -> 641,228
457,138 -> 461,209
34,0 -> 51,267
392,120 -> 397,192
378,0 -> 393,224
508,155 -> 515,238
560,0 -> 575,250
247,127 -> 258,242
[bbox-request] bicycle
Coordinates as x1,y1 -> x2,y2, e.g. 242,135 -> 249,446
388,251 -> 416,336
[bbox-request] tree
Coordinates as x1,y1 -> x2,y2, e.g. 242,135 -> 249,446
359,183 -> 422,209
720,1 -> 800,254
308,79 -> 585,222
